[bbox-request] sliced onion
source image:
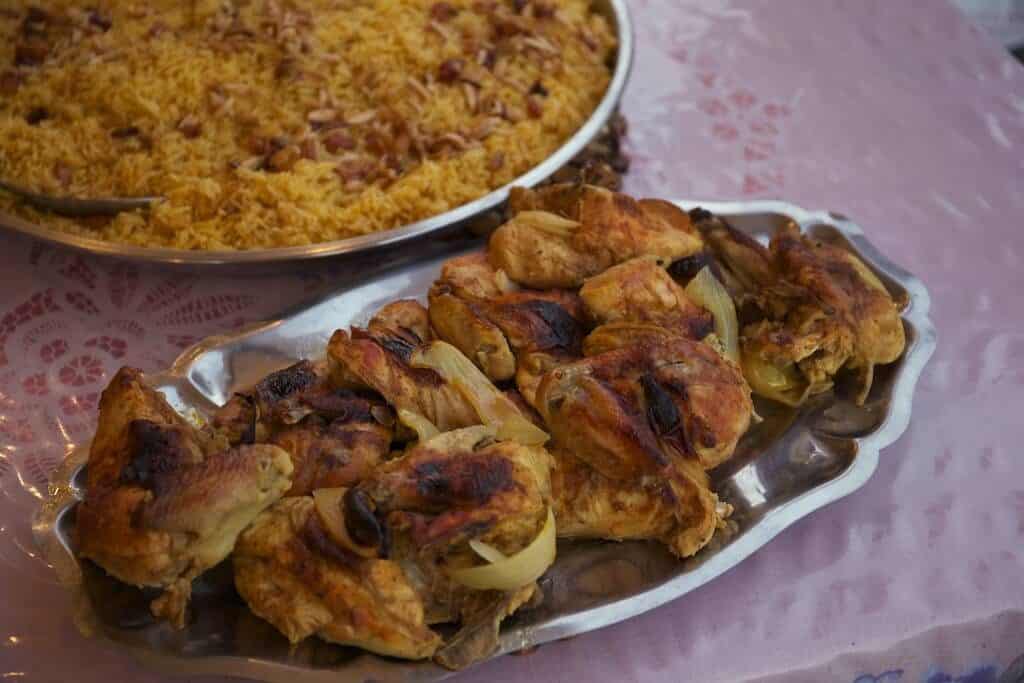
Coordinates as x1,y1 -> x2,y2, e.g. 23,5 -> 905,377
740,349 -> 811,407
312,487 -> 378,559
449,508 -> 556,591
411,342 -> 549,446
397,408 -> 440,442
468,539 -> 508,564
684,266 -> 739,364
515,210 -> 580,237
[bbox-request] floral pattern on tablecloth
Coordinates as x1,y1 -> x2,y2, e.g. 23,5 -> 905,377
0,241 -> 319,589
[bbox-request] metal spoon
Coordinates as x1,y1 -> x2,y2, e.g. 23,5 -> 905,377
0,179 -> 160,217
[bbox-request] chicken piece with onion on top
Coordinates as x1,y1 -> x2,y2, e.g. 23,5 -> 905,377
696,213 -> 905,405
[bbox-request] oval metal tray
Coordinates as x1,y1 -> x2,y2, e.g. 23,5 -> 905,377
33,200 -> 936,682
0,0 -> 633,267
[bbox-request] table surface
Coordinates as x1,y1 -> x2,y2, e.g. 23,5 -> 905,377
3,1 -> 1023,681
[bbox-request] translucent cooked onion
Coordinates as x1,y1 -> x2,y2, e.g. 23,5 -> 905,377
450,508 -> 556,591
312,487 -> 378,559
740,350 -> 811,407
684,267 -> 739,363
516,210 -> 580,237
397,409 -> 440,442
411,342 -> 549,446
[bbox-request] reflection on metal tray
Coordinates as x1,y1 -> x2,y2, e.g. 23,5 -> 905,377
34,200 -> 936,683
0,0 -> 633,268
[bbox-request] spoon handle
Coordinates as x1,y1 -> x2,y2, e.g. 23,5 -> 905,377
0,180 -> 159,217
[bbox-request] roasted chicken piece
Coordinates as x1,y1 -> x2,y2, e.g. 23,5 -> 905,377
551,449 -> 719,558
697,214 -> 905,404
429,251 -> 587,403
327,327 -> 478,433
212,360 -> 393,494
428,292 -> 517,382
489,184 -> 704,289
233,496 -> 441,659
76,368 -> 293,627
536,338 -> 752,473
581,322 -> 683,357
580,256 -> 714,340
351,427 -> 552,663
212,359 -> 334,444
435,252 -> 519,300
270,404 -> 392,496
355,426 -> 552,558
367,299 -> 436,346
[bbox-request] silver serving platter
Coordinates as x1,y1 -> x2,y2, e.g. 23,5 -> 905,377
34,200 -> 936,683
0,0 -> 633,267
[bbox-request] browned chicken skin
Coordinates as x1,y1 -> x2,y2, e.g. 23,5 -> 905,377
536,338 -> 752,474
355,427 -> 551,556
580,256 -> 714,340
351,427 -> 552,665
271,411 -> 391,497
489,184 -> 704,289
327,328 -> 478,432
367,299 -> 436,346
212,359 -> 395,495
551,449 -> 718,558
233,496 -> 441,659
76,368 -> 293,627
697,214 -> 905,404
429,252 -> 587,405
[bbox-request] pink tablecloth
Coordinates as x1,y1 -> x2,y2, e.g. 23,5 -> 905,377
2,1 -> 1023,681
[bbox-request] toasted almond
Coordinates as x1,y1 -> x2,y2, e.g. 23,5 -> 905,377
345,109 -> 377,125
239,155 -> 265,171
522,35 -> 557,54
307,108 -> 338,124
427,19 -> 455,42
462,83 -> 478,113
406,75 -> 431,100
438,58 -> 464,83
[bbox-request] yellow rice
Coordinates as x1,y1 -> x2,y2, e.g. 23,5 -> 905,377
0,0 -> 615,250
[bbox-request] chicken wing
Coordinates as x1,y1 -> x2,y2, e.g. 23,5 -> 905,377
489,184 -> 704,289
233,496 -> 441,659
536,338 -> 752,473
697,214 -> 905,404
551,449 -> 719,558
76,368 -> 293,627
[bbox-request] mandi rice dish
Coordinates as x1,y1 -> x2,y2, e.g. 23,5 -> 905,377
0,0 -> 615,250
